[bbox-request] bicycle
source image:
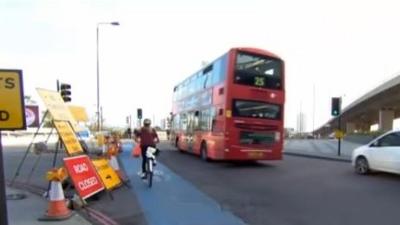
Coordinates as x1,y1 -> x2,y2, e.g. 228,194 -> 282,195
144,146 -> 158,188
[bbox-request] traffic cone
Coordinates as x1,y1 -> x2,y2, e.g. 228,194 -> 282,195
39,168 -> 72,221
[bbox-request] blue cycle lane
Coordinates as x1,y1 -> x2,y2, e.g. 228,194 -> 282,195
120,143 -> 247,225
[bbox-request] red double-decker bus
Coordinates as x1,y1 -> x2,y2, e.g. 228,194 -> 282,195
171,47 -> 284,161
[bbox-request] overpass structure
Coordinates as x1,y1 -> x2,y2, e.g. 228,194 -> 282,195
316,73 -> 400,135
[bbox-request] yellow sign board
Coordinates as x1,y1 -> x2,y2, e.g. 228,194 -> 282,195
0,70 -> 26,130
97,134 -> 105,146
91,158 -> 121,190
53,121 -> 83,155
36,88 -> 79,130
69,105 -> 89,122
335,130 -> 344,139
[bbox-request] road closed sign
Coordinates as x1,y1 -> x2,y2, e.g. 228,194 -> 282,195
0,70 -> 26,130
64,155 -> 104,199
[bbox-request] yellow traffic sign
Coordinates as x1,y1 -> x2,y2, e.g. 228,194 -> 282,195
53,121 -> 83,155
37,88 -> 81,131
96,134 -> 105,146
69,105 -> 89,122
0,70 -> 26,130
335,130 -> 344,139
91,158 -> 121,190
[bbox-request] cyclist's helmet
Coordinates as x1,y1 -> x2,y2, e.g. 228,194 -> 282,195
143,118 -> 151,126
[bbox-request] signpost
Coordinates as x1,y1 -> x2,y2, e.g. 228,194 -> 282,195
63,155 -> 104,199
0,69 -> 26,225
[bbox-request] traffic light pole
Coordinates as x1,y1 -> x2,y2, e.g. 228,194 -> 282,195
338,114 -> 341,156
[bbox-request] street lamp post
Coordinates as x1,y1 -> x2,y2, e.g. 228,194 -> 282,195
96,21 -> 119,132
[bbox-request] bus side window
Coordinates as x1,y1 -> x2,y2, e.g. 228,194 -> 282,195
181,113 -> 188,131
211,118 -> 217,132
203,64 -> 213,88
210,107 -> 217,132
194,111 -> 200,130
187,113 -> 194,132
218,54 -> 228,83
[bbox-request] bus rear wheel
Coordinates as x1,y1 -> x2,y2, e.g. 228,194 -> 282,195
200,142 -> 208,161
176,138 -> 184,153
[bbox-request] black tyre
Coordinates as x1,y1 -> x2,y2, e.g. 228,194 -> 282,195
355,157 -> 369,175
200,142 -> 208,161
146,161 -> 153,188
148,171 -> 153,188
176,138 -> 184,153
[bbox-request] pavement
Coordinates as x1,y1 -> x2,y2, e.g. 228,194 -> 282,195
5,186 -> 91,225
283,138 -> 364,162
2,142 -> 121,225
3,135 -> 92,225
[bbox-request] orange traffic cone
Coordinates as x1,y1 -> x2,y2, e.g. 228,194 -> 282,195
39,168 -> 72,221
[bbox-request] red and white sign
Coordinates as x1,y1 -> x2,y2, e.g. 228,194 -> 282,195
63,155 -> 104,199
25,105 -> 39,127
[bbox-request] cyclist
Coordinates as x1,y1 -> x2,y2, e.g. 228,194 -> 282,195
135,118 -> 160,179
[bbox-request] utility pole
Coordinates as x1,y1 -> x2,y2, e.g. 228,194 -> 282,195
312,84 -> 315,137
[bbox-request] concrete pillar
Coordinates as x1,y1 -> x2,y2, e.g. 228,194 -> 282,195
379,109 -> 394,132
346,122 -> 356,133
358,123 -> 371,133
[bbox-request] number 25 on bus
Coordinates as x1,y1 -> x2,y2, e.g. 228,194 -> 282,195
171,47 -> 284,161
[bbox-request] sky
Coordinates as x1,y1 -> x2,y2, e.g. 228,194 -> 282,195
1,0 -> 400,130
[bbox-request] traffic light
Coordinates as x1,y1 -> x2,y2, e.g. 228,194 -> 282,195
137,108 -> 142,119
331,97 -> 341,116
60,83 -> 71,102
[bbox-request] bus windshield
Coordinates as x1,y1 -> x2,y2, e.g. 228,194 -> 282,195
235,52 -> 282,90
233,99 -> 281,120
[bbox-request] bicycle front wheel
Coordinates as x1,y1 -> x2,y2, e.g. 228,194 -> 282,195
147,160 -> 153,188
148,171 -> 153,188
